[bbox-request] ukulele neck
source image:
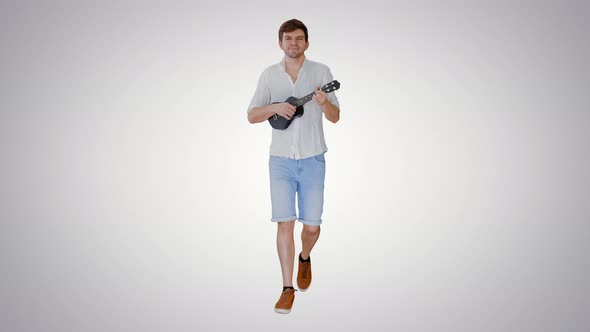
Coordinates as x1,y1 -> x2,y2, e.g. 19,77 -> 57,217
295,90 -> 321,107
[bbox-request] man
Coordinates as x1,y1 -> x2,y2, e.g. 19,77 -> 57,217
247,19 -> 340,314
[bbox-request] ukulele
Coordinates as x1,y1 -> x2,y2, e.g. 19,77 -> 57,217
268,80 -> 340,130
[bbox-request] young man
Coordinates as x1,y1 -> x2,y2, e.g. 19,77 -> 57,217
247,19 -> 340,314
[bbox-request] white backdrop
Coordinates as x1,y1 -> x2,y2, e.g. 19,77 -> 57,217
1,1 -> 589,331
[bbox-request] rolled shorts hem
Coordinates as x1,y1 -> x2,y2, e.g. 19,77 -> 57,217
298,218 -> 322,226
271,215 -> 297,222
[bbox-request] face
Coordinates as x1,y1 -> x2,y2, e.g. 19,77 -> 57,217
279,29 -> 308,59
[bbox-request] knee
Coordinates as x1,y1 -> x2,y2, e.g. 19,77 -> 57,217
277,220 -> 295,232
303,225 -> 321,236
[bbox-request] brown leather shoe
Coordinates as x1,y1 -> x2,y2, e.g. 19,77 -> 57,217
297,254 -> 312,291
274,288 -> 296,314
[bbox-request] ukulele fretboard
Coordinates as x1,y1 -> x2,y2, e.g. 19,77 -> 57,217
294,92 -> 317,107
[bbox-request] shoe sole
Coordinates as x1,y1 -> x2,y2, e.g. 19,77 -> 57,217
274,308 -> 291,314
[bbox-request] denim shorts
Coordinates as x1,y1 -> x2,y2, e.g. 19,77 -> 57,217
269,153 -> 326,226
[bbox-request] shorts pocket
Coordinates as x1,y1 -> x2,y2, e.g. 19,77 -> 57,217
313,153 -> 325,162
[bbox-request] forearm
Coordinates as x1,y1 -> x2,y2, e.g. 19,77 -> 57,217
321,101 -> 340,123
248,105 -> 275,124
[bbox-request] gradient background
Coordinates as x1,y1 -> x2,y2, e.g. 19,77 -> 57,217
1,1 -> 589,331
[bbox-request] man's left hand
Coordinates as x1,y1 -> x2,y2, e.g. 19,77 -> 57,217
313,87 -> 328,106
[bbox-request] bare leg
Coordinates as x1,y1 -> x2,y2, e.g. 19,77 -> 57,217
277,220 -> 296,286
301,225 -> 320,259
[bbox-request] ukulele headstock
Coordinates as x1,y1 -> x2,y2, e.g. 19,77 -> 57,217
321,80 -> 340,93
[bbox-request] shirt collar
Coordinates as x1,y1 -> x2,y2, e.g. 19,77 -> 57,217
279,56 -> 308,71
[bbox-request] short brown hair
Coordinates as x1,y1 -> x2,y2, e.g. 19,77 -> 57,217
278,19 -> 308,42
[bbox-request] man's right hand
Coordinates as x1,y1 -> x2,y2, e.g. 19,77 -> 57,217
271,102 -> 296,119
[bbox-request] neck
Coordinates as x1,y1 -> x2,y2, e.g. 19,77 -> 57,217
284,55 -> 305,71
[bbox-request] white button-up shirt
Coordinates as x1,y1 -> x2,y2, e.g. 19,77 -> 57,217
248,57 -> 339,160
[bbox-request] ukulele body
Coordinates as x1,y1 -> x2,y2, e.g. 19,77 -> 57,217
268,96 -> 304,130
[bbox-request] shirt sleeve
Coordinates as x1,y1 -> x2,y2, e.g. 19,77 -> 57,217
324,67 -> 340,109
247,70 -> 271,113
